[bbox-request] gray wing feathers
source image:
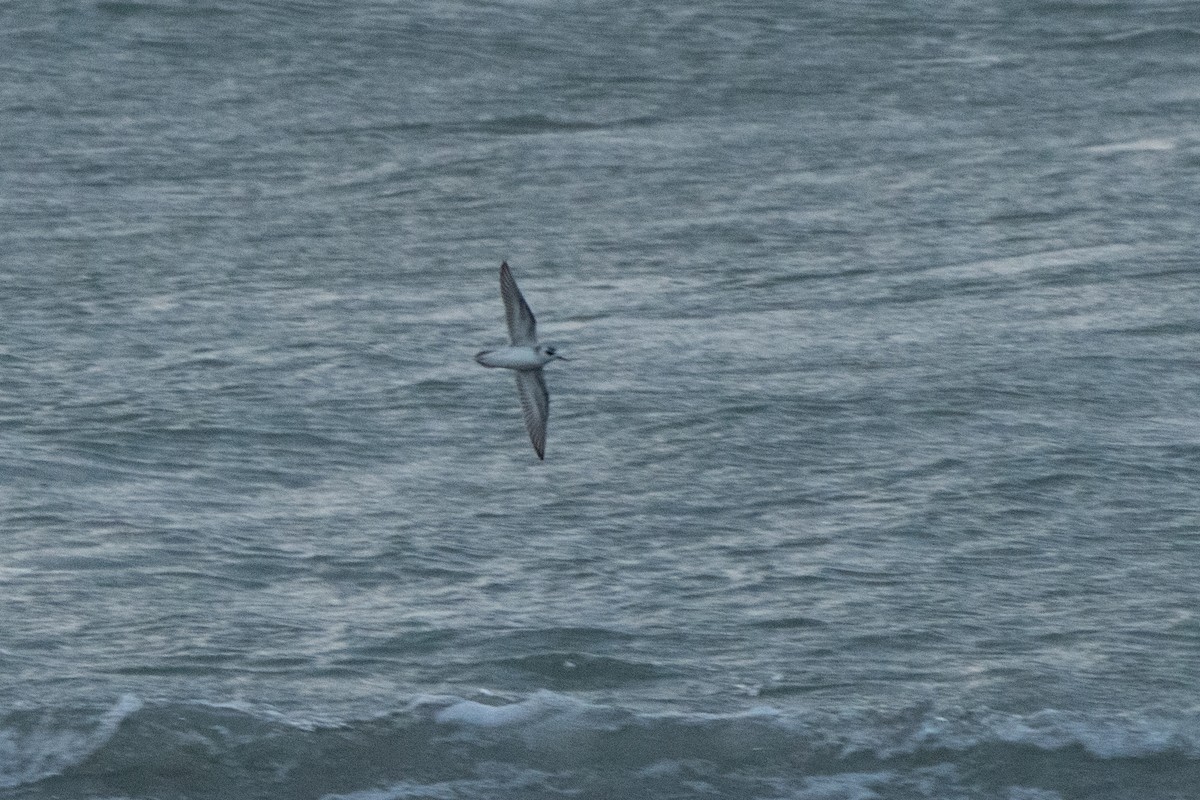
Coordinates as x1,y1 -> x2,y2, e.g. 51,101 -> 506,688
500,262 -> 538,346
514,369 -> 549,460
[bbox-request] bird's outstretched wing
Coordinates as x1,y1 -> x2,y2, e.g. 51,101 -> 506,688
500,262 -> 537,346
514,368 -> 549,460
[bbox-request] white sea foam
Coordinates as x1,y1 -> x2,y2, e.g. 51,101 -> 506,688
1087,138 -> 1177,154
320,782 -> 458,800
434,698 -> 549,728
0,694 -> 142,789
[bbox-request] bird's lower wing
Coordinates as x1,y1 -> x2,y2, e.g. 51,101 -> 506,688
514,369 -> 549,460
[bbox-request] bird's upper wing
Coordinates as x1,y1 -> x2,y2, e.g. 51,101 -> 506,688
514,368 -> 549,460
500,262 -> 537,346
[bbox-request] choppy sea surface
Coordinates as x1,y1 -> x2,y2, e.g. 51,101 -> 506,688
3,2 -> 1200,798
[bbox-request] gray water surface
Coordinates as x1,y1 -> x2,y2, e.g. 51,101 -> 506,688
2,2 -> 1199,798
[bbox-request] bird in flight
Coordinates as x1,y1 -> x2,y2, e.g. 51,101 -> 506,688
475,262 -> 568,460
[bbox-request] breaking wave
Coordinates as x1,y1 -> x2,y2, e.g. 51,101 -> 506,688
4,693 -> 1200,799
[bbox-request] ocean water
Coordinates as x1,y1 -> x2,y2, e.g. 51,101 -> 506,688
2,1 -> 1199,798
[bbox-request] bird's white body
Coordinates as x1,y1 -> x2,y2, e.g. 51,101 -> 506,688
475,262 -> 568,460
475,346 -> 558,370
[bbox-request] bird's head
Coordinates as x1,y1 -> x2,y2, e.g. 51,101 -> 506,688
537,343 -> 569,362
